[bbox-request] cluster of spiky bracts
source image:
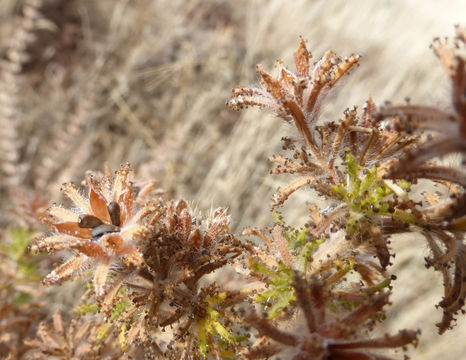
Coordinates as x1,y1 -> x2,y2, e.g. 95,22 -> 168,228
31,164 -> 155,298
27,27 -> 465,360
30,164 -> 250,358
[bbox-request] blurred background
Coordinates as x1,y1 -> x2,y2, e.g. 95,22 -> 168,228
0,0 -> 465,358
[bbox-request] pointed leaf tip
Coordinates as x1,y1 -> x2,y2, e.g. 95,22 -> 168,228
294,37 -> 311,76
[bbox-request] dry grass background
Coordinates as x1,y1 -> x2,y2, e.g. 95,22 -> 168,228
0,0 -> 465,358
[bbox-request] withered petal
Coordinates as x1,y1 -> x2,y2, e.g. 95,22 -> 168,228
53,222 -> 92,239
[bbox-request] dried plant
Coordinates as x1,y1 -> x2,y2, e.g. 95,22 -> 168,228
23,310 -> 129,359
29,164 -> 249,358
0,1 -> 465,358
31,164 -> 156,298
229,38 -> 419,272
242,275 -> 418,360
105,200 -> 246,356
376,25 -> 466,333
227,27 -> 465,358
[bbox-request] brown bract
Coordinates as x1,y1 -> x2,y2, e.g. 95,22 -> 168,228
31,164 -> 157,297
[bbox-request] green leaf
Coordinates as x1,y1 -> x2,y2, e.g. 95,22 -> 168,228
268,290 -> 296,318
97,322 -> 111,343
119,323 -> 128,351
360,167 -> 376,194
73,303 -> 99,315
331,185 -> 348,200
196,298 -> 237,357
198,318 -> 208,357
111,300 -> 131,321
396,180 -> 412,190
297,238 -> 325,272
4,229 -> 34,260
207,292 -> 228,305
212,320 -> 234,344
393,209 -> 419,225
287,227 -> 308,250
345,151 -> 359,192
272,212 -> 285,225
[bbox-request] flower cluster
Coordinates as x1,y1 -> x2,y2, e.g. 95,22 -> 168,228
31,164 -> 156,297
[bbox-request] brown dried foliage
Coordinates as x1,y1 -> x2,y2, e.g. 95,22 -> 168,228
23,311 -> 124,360
0,1 -> 464,358
377,25 -> 466,333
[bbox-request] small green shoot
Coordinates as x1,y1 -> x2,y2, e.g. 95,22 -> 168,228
197,294 -> 236,357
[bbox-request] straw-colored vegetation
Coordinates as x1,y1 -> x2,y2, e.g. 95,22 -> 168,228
0,0 -> 465,359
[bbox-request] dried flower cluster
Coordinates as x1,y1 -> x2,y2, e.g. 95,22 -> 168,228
29,164 -> 250,358
31,164 -> 157,296
0,9 -> 464,359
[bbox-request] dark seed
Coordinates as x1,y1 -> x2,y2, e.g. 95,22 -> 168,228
78,214 -> 103,228
108,201 -> 121,226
